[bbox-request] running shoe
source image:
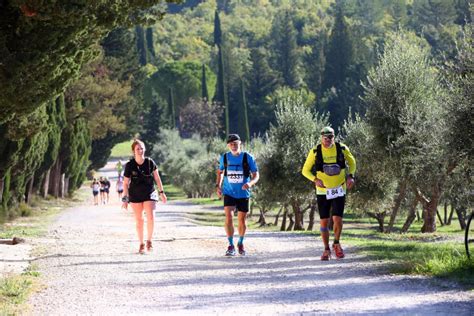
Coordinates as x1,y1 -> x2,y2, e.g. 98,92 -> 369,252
332,243 -> 345,259
321,249 -> 331,261
146,240 -> 153,252
237,243 -> 246,256
225,245 -> 236,256
138,243 -> 145,254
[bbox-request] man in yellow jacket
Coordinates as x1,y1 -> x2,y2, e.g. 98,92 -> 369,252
302,126 -> 356,260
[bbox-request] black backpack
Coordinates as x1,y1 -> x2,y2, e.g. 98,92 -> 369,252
313,142 -> 346,172
223,152 -> 250,178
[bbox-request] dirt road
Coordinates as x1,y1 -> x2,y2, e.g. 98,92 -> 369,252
26,195 -> 473,315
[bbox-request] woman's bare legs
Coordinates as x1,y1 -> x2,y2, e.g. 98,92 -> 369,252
131,202 -> 145,245
143,201 -> 156,242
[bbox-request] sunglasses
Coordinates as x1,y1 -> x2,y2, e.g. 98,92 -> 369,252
322,135 -> 334,139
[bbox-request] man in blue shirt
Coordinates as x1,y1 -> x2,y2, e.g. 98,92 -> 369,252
216,134 -> 259,256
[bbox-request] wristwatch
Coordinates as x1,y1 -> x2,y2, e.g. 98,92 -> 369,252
121,196 -> 129,203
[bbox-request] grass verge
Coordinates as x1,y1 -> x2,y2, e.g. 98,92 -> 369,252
0,186 -> 89,313
0,265 -> 41,314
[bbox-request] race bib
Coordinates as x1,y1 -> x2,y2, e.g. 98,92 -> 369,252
150,190 -> 158,200
326,185 -> 345,200
227,170 -> 244,184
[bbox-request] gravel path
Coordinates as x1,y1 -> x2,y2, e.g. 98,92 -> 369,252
26,196 -> 473,315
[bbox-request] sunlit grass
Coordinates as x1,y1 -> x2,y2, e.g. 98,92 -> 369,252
110,140 -> 132,159
163,184 -> 187,201
0,268 -> 40,314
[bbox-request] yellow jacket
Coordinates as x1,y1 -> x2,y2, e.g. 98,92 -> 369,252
301,142 -> 356,195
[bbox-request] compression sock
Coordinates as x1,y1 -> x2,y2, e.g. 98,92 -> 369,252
238,236 -> 244,245
228,236 -> 234,246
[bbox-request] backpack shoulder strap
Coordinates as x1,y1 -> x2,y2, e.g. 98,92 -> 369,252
223,152 -> 228,176
335,142 -> 346,168
242,152 -> 250,178
314,144 -> 323,171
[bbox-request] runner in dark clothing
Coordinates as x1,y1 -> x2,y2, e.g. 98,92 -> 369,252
121,139 -> 167,254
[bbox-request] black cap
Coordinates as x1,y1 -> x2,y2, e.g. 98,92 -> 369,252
227,134 -> 241,143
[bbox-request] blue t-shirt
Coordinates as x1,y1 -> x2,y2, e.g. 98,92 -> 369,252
219,151 -> 258,199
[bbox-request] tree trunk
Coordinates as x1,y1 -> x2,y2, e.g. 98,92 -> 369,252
287,213 -> 294,231
291,200 -> 304,231
25,173 -> 34,204
280,206 -> 288,231
386,180 -> 407,233
443,201 -> 448,225
49,160 -> 62,198
436,210 -> 444,226
401,197 -> 418,233
456,206 -> 467,230
307,200 -> 317,231
367,211 -> 386,232
0,178 -> 4,204
420,184 -> 441,233
42,169 -> 50,198
63,176 -> 69,198
274,206 -> 283,227
59,174 -> 65,198
447,203 -> 454,225
257,208 -> 267,227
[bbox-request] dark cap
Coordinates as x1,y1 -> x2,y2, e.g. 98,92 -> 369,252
227,134 -> 241,143
321,126 -> 335,136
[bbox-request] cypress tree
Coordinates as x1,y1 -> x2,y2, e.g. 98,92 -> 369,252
214,10 -> 222,47
322,3 -> 354,93
168,87 -> 176,129
145,27 -> 156,60
272,11 -> 301,88
213,9 -> 229,136
0,1 -> 170,124
201,64 -> 209,101
247,47 -> 279,134
238,78 -> 250,143
216,48 -> 229,136
136,26 -> 148,66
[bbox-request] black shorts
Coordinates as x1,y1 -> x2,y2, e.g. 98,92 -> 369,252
224,195 -> 249,213
93,191 -> 99,196
316,194 -> 345,219
129,189 -> 158,203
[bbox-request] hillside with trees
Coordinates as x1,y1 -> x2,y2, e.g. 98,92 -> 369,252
0,0 -> 472,235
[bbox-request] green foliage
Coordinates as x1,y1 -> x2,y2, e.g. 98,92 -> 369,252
263,88 -> 327,205
362,30 -> 449,232
341,114 -> 396,214
151,61 -> 216,116
246,47 -> 280,134
0,1 -> 175,124
154,129 -> 218,198
58,100 -> 92,193
34,96 -> 67,188
215,47 -> 229,135
271,10 -> 302,88
238,79 -> 250,142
